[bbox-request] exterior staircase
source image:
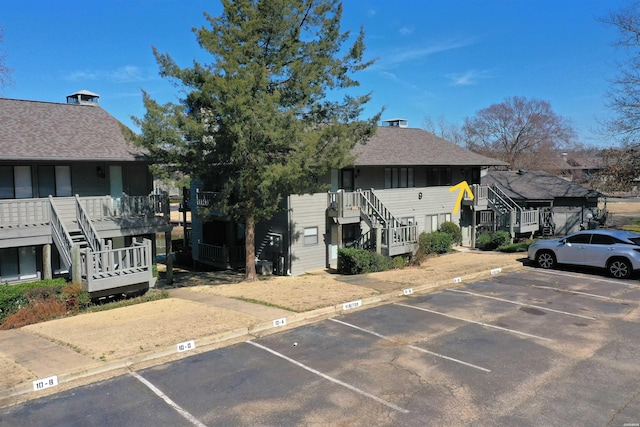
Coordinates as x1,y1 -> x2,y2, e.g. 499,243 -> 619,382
48,195 -> 156,296
328,190 -> 418,257
485,185 -> 539,235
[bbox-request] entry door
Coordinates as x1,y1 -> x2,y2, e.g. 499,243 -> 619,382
341,169 -> 354,191
109,166 -> 123,197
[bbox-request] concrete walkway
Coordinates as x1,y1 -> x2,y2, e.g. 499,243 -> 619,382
168,288 -> 292,320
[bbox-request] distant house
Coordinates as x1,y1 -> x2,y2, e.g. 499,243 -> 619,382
475,170 -> 603,237
0,91 -> 172,295
189,119 -> 506,275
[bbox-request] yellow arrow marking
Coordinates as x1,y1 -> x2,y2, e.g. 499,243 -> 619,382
449,181 -> 474,214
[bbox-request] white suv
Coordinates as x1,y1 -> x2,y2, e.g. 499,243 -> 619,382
527,229 -> 640,279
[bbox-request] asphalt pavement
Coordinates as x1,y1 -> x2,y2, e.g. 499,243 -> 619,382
0,253 -> 524,409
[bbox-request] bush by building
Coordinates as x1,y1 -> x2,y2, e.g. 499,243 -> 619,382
419,231 -> 453,255
338,248 -> 395,274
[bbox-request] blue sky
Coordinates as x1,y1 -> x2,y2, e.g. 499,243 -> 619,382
0,0 -> 629,147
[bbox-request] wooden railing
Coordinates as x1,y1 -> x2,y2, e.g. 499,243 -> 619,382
0,198 -> 49,227
198,242 -> 245,267
196,190 -> 218,207
75,195 -> 103,252
85,238 -> 153,293
49,196 -> 76,268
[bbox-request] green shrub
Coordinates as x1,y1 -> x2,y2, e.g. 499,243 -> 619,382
491,231 -> 511,248
338,248 -> 394,274
392,256 -> 407,269
477,231 -> 512,251
0,279 -> 66,324
419,231 -> 452,255
497,240 -> 533,253
439,221 -> 462,246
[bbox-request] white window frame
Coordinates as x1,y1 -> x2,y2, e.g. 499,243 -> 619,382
304,226 -> 319,245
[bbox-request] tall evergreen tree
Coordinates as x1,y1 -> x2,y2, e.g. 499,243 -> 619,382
135,0 -> 379,280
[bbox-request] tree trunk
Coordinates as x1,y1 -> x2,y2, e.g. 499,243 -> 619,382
245,215 -> 256,281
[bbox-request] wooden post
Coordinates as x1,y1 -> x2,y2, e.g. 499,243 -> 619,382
43,244 -> 52,280
165,230 -> 173,285
375,226 -> 382,254
71,246 -> 82,285
471,206 -> 477,249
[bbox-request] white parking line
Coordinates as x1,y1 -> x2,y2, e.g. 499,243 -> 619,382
531,269 -> 640,288
394,303 -> 552,342
130,371 -> 207,427
531,285 -> 633,303
247,341 -> 409,414
446,289 -> 597,320
329,318 -> 491,373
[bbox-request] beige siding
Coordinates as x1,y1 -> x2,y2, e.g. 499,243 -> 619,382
289,193 -> 328,275
374,186 -> 461,234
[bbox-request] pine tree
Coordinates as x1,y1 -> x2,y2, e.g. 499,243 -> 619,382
135,0 -> 379,280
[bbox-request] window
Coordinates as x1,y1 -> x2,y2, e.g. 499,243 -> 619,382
427,167 -> 452,187
14,166 -> 33,199
384,167 -> 414,189
0,166 -> 13,199
425,213 -> 452,233
304,227 -> 319,245
0,248 -> 19,281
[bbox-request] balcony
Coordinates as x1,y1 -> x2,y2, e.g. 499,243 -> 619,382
0,193 -> 172,245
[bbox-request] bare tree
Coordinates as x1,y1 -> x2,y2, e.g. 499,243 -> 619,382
462,96 -> 576,170
597,3 -> 640,191
0,27 -> 11,92
423,115 -> 465,146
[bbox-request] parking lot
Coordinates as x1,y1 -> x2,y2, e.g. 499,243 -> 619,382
2,267 -> 640,426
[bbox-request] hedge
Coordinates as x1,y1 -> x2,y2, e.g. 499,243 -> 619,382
419,231 -> 452,255
338,248 -> 394,274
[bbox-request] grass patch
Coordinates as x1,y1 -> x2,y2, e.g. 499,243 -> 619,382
621,219 -> 640,233
85,289 -> 169,313
231,296 -> 297,312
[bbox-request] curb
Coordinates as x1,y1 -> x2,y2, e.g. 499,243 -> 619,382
0,261 -> 525,407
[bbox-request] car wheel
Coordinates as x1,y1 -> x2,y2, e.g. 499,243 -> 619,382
608,258 -> 632,279
536,250 -> 556,269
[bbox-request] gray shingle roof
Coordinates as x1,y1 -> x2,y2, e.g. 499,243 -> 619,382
0,98 -> 147,162
483,170 -> 602,201
352,126 -> 508,167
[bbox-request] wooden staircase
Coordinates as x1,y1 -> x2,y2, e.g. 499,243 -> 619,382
48,195 -> 155,295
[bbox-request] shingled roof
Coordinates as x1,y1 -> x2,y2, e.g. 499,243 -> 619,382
352,126 -> 508,167
483,170 -> 602,202
0,98 -> 147,162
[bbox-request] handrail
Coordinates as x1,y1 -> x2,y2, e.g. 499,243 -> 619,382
196,189 -> 218,207
49,196 -> 76,268
75,194 -> 103,252
85,238 -> 153,292
358,190 -> 403,229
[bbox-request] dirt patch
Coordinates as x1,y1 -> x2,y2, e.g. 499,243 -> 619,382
22,299 -> 260,361
185,275 -> 379,313
605,200 -> 640,215
0,354 -> 33,391
172,251 -> 524,311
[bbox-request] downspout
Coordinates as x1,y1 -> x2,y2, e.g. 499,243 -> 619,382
287,195 -> 292,275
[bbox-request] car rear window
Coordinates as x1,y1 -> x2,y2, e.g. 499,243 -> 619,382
629,237 -> 640,246
591,234 -> 616,245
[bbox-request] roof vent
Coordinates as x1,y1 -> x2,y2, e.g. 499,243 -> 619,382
66,90 -> 100,106
382,118 -> 408,128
